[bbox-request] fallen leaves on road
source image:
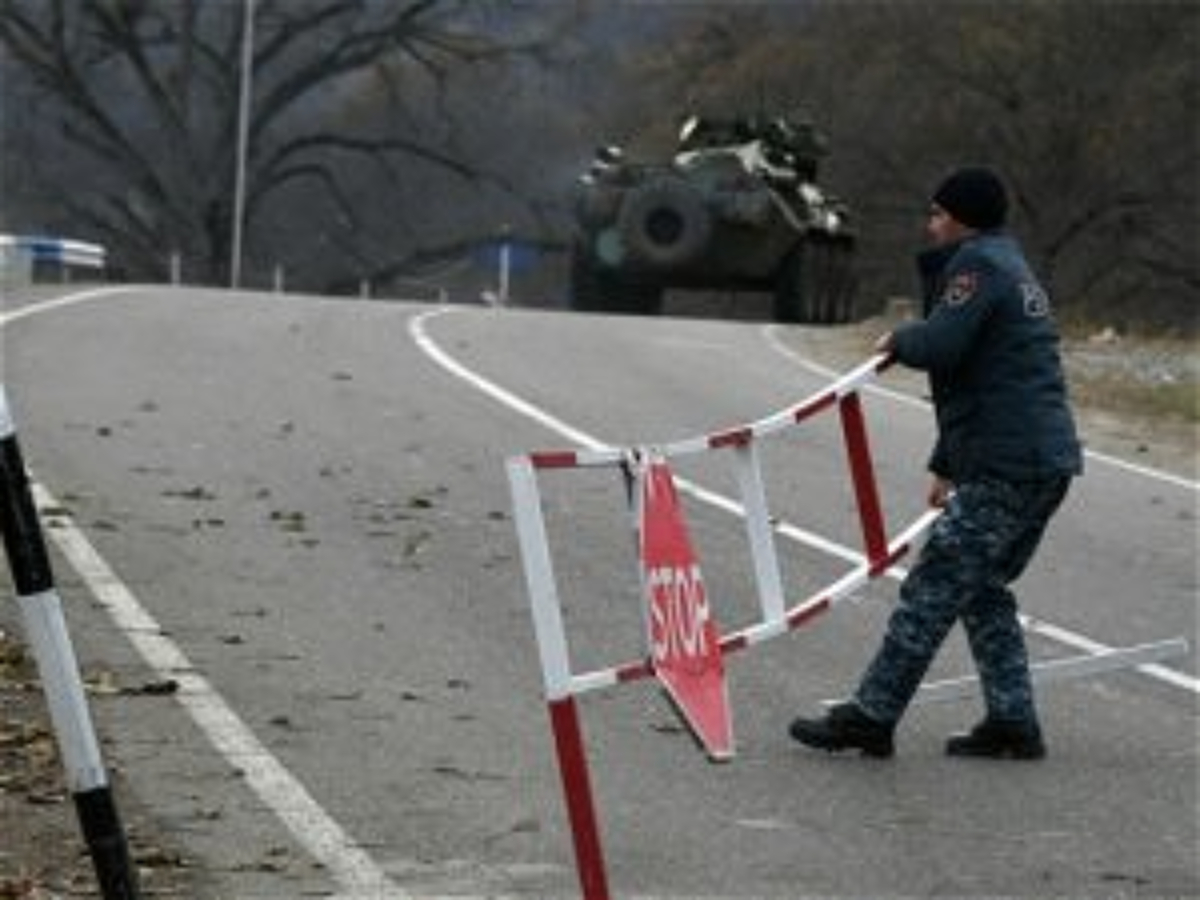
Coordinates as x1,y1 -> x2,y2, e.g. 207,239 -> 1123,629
0,878 -> 39,900
1,628 -> 193,895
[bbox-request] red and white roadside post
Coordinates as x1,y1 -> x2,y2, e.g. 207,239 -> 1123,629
507,455 -> 611,899
509,451 -> 738,899
0,385 -> 142,900
838,390 -> 890,572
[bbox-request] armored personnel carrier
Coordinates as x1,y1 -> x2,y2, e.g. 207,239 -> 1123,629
569,114 -> 858,323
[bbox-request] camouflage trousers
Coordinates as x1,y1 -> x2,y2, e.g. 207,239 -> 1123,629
854,475 -> 1072,726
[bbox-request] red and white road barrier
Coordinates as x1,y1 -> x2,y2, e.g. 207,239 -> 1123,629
0,385 -> 142,899
909,636 -> 1189,706
509,349 -> 1191,899
507,353 -> 940,899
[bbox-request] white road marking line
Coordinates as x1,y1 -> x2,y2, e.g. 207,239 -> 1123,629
1019,615 -> 1197,693
4,288 -> 413,896
762,323 -> 1200,493
409,311 -> 879,570
412,308 -> 1197,697
762,324 -> 1199,691
0,285 -> 145,326
4,288 -> 1195,895
31,481 -> 405,897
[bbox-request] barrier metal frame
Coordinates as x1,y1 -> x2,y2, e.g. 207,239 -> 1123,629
508,354 -> 941,898
507,352 -> 1189,899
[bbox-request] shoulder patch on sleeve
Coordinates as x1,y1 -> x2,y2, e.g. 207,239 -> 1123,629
1020,282 -> 1051,317
943,271 -> 979,306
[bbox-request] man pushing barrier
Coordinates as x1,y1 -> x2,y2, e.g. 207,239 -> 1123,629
789,166 -> 1082,761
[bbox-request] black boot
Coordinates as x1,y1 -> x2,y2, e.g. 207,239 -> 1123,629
789,702 -> 894,758
946,718 -> 1046,760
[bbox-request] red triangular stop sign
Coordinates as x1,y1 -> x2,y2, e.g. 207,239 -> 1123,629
638,458 -> 734,761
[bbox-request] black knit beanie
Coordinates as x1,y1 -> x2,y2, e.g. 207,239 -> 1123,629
932,166 -> 1008,230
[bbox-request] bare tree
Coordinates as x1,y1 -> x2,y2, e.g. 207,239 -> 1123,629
840,1 -> 1199,330
5,0 -> 1193,328
0,0 -> 563,286
596,0 -> 1197,331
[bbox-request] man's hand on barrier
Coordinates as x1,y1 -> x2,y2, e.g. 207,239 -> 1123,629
927,476 -> 953,509
874,331 -> 896,354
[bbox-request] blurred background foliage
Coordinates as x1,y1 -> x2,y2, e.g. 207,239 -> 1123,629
1,0 -> 1195,334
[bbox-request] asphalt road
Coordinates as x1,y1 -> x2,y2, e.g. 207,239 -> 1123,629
1,286 -> 1195,898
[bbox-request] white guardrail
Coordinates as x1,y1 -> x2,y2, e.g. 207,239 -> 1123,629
1,233 -> 107,285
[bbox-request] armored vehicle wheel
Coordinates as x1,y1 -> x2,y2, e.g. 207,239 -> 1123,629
570,248 -> 664,315
810,239 -> 842,324
817,237 -> 857,324
570,111 -> 857,321
773,246 -> 818,324
773,237 -> 857,324
575,183 -> 623,228
828,237 -> 858,323
616,178 -> 713,269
